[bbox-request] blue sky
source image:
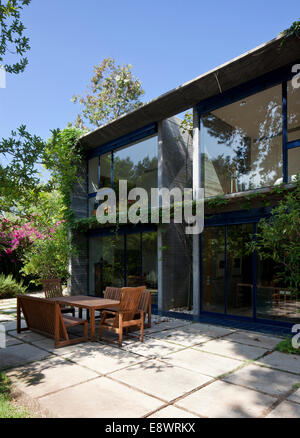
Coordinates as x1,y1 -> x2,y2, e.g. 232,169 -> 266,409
0,0 -> 299,142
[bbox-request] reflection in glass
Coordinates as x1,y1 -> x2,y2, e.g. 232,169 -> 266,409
202,85 -> 282,196
257,258 -> 300,322
113,135 -> 158,201
88,157 -> 99,193
126,233 -> 141,286
287,80 -> 300,142
288,147 -> 300,182
142,232 -> 158,304
201,227 -> 225,313
89,235 -> 124,296
226,224 -> 253,317
100,153 -> 112,188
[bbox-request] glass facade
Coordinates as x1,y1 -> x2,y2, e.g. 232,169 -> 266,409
201,223 -> 300,323
287,79 -> 300,142
202,85 -> 283,196
88,231 -> 157,298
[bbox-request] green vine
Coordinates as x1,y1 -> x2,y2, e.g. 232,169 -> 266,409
280,19 -> 300,46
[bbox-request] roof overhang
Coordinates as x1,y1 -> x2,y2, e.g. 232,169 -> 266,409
81,34 -> 300,151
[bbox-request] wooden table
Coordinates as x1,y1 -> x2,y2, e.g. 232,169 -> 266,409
49,295 -> 120,341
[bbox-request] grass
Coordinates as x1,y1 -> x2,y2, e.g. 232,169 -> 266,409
275,337 -> 300,355
0,372 -> 31,418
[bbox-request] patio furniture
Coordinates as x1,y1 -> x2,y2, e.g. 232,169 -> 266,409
99,286 -> 145,347
47,295 -> 120,341
17,295 -> 88,348
101,286 -> 151,328
41,279 -> 75,317
104,286 -> 122,301
137,289 -> 152,328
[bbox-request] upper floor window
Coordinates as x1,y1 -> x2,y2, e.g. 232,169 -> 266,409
202,84 -> 283,197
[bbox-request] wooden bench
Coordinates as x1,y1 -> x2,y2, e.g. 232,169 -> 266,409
17,295 -> 88,348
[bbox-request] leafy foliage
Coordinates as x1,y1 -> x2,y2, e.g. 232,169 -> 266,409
0,372 -> 31,418
281,19 -> 300,45
71,57 -> 144,129
21,222 -> 72,282
43,127 -> 85,222
0,273 -> 27,298
248,177 -> 300,295
275,337 -> 300,356
0,125 -> 45,213
0,0 -> 31,74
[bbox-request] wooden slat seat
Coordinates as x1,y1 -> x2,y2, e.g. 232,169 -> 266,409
17,295 -> 88,348
41,279 -> 75,317
99,286 -> 146,347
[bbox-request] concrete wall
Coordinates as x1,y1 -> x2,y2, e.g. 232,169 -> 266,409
68,162 -> 89,295
158,116 -> 193,311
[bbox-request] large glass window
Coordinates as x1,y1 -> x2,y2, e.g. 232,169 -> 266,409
256,258 -> 300,323
88,157 -> 99,193
202,85 -> 283,197
88,231 -> 157,297
287,79 -> 300,142
113,135 -> 158,200
288,147 -> 300,181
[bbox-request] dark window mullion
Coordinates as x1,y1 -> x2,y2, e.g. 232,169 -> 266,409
282,81 -> 288,183
224,226 -> 227,315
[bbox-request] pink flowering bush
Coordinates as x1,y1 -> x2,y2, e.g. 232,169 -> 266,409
0,215 -> 69,284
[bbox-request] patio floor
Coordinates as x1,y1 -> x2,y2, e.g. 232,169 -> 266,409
0,296 -> 300,418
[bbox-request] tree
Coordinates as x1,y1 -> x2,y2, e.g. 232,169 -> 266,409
248,177 -> 300,295
0,125 -> 45,213
71,57 -> 144,129
0,0 -> 31,74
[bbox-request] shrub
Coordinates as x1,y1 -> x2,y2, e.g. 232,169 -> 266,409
0,274 -> 27,299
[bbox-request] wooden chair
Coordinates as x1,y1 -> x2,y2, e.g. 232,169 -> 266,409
104,286 -> 122,301
137,289 -> 152,328
99,286 -> 145,347
41,279 -> 75,317
17,295 -> 88,348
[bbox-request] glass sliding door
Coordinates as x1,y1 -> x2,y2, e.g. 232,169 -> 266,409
226,224 -> 253,317
201,227 -> 225,313
89,235 -> 124,296
126,233 -> 142,286
89,230 -> 157,295
201,223 -> 253,317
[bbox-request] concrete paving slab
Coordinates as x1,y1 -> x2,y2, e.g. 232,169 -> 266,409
2,320 -> 25,332
0,314 -> 15,322
224,364 -> 299,396
195,339 -> 266,361
7,356 -> 99,398
144,320 -> 191,334
287,388 -> 300,404
149,406 -> 198,418
186,323 -> 235,338
144,327 -> 212,347
121,338 -> 186,358
111,359 -> 212,402
176,380 -> 275,418
256,351 -> 300,375
0,343 -> 51,370
266,401 -> 300,418
225,331 -> 282,350
162,348 -> 241,378
9,330 -> 48,343
31,340 -> 147,374
38,377 -> 164,418
3,335 -> 23,347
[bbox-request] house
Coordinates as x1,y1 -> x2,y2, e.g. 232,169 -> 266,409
68,33 -> 300,328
